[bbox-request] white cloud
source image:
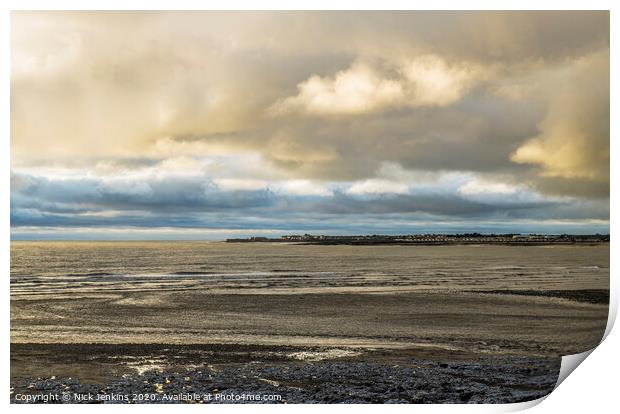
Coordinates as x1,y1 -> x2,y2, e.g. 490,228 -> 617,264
346,179 -> 410,195
269,62 -> 403,116
270,55 -> 483,116
510,50 -> 609,181
275,180 -> 333,197
213,178 -> 269,192
402,55 -> 481,106
215,177 -> 336,197
458,179 -> 518,195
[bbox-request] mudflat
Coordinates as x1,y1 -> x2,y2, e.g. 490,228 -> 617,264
10,242 -> 609,403
11,289 -> 607,403
11,290 -> 607,354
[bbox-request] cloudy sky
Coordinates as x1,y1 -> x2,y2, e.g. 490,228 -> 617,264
10,11 -> 609,239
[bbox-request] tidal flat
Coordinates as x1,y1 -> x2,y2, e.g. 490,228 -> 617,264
10,242 -> 609,403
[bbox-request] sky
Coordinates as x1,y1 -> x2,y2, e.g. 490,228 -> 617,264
10,11 -> 610,240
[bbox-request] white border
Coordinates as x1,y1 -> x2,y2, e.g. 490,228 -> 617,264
2,1 -> 617,412
0,0 -> 615,11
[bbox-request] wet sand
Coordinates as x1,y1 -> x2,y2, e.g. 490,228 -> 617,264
11,290 -> 607,354
10,289 -> 608,403
10,242 -> 609,403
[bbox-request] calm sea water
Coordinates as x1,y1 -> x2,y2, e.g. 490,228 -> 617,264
10,241 -> 609,297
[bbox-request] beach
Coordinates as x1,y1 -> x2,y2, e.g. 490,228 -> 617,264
10,242 -> 609,403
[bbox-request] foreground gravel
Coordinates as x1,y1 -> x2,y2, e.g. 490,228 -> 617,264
11,356 -> 559,404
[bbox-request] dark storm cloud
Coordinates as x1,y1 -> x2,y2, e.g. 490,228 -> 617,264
10,173 -> 609,233
11,174 -> 277,213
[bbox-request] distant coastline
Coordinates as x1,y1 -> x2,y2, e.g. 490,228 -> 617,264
226,233 -> 610,246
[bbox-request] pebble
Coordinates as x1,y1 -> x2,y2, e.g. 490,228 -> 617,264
11,356 -> 559,404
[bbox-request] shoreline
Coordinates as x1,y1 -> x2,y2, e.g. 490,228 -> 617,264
225,234 -> 609,246
227,240 -> 609,246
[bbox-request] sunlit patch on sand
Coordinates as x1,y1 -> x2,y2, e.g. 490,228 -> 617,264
113,296 -> 165,306
287,349 -> 362,361
120,356 -> 168,375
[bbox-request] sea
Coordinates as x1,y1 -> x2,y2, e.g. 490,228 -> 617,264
10,241 -> 609,297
